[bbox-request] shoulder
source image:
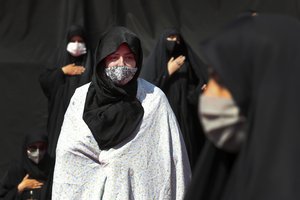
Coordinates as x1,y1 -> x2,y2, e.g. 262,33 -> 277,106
137,78 -> 167,98
67,82 -> 90,112
137,78 -> 169,105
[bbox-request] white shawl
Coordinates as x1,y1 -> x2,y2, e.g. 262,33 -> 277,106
52,78 -> 191,200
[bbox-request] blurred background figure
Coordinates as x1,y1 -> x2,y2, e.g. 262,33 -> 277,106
39,25 -> 93,158
0,129 -> 51,200
186,13 -> 300,200
140,29 -> 208,168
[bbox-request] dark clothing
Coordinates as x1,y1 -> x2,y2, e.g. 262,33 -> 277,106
0,131 -> 51,200
39,25 -> 93,157
184,141 -> 236,200
196,13 -> 300,200
83,26 -> 144,150
0,161 -> 50,200
140,29 -> 208,168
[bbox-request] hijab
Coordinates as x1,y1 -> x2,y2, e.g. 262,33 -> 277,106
0,128 -> 51,200
22,130 -> 50,181
140,29 -> 208,168
83,26 -> 144,150
39,25 -> 93,157
49,24 -> 93,102
140,29 -> 207,89
200,13 -> 300,200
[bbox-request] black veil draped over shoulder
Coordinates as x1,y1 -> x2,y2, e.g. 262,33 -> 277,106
0,129 -> 51,200
39,25 -> 93,157
187,13 -> 300,200
140,29 -> 208,168
83,26 -> 144,150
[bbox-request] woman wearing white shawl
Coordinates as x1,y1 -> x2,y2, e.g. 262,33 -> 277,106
52,26 -> 191,200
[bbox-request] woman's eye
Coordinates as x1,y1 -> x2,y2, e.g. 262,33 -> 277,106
28,148 -> 37,152
107,55 -> 119,61
125,55 -> 134,60
111,56 -> 119,61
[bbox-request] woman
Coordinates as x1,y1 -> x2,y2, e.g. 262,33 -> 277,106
187,13 -> 300,200
140,29 -> 208,168
52,26 -> 191,199
0,130 -> 51,200
39,25 -> 93,157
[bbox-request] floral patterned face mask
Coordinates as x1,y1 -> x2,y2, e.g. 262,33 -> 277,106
105,66 -> 138,85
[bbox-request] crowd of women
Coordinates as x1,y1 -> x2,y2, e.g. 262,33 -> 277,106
1,12 -> 300,200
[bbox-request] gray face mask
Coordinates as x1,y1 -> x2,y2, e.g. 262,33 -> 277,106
105,66 -> 138,85
199,95 -> 246,152
27,148 -> 46,164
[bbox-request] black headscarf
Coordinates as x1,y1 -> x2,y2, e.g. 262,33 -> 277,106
83,26 -> 144,150
140,29 -> 208,168
197,13 -> 300,200
140,29 -> 207,89
0,129 -> 51,200
39,24 -> 93,157
21,130 -> 50,181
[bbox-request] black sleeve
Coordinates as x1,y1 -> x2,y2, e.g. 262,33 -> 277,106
39,67 -> 66,99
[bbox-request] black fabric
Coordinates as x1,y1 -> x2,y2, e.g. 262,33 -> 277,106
199,13 -> 300,200
83,26 -> 144,150
1,0 -> 300,183
185,141 -> 236,200
39,25 -> 93,157
140,29 -> 208,168
0,130 -> 51,200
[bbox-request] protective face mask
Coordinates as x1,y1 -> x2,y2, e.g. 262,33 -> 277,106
105,66 -> 138,85
66,42 -> 87,57
166,40 -> 176,53
27,148 -> 46,164
199,95 -> 247,152
166,40 -> 182,57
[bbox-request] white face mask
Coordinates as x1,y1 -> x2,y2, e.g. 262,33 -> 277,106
66,42 -> 87,57
27,148 -> 46,164
105,66 -> 137,85
199,95 -> 247,152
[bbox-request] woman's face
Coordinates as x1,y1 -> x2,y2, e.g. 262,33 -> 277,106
26,141 -> 47,164
105,43 -> 136,68
166,34 -> 180,44
69,35 -> 84,43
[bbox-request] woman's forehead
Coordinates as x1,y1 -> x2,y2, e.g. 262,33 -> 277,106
111,43 -> 134,55
28,141 -> 47,148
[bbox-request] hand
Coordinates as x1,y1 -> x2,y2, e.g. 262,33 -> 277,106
17,174 -> 44,193
167,55 -> 185,75
62,63 -> 85,76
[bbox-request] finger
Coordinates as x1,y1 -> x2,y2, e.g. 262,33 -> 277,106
169,57 -> 174,62
32,185 -> 42,189
175,55 -> 181,60
74,66 -> 84,70
177,56 -> 185,62
24,174 -> 29,180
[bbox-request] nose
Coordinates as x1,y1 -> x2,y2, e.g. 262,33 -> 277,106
116,56 -> 125,66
